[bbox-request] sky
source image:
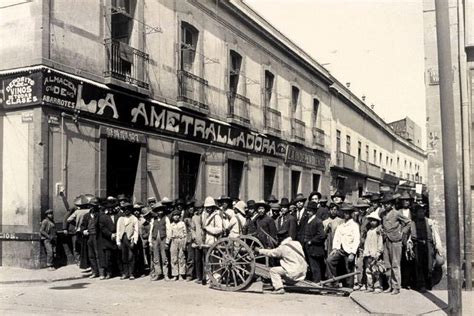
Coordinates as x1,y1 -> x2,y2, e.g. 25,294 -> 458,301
245,0 -> 426,142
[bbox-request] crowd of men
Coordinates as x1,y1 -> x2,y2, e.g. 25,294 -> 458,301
39,190 -> 444,295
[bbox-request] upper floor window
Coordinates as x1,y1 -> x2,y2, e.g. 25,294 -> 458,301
366,145 -> 369,161
264,70 -> 274,107
379,153 -> 382,165
181,22 -> 199,71
313,98 -> 320,122
346,135 -> 351,154
386,156 -> 389,167
373,150 -> 377,165
111,0 -> 133,43
229,50 -> 242,94
357,141 -> 362,160
336,130 -> 341,153
291,86 -> 300,113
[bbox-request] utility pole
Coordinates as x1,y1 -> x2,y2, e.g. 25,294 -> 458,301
434,0 -> 463,314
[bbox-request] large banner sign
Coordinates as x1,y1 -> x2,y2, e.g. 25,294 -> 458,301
0,68 -> 327,166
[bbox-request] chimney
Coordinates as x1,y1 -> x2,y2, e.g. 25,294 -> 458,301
346,82 -> 351,88
371,104 -> 375,109
362,95 -> 366,101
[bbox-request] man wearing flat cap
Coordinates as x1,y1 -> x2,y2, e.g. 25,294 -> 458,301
293,193 -> 309,246
326,203 -> 360,288
379,192 -> 411,295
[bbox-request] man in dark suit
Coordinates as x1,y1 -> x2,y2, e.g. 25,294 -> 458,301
254,201 -> 278,249
293,193 -> 309,245
303,201 -> 326,282
275,198 -> 297,241
98,199 -> 122,279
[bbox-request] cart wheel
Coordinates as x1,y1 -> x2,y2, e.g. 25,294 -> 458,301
205,237 -> 255,291
239,235 -> 269,267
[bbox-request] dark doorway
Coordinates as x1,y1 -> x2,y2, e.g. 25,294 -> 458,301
264,166 -> 276,200
179,151 -> 201,200
107,138 -> 141,198
312,174 -> 320,192
291,170 -> 301,201
228,159 -> 244,200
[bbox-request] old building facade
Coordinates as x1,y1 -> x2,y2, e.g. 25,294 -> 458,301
0,0 -> 425,267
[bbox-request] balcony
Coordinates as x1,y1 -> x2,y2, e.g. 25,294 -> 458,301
382,171 -> 399,185
177,70 -> 209,114
367,162 -> 382,179
290,118 -> 305,144
358,160 -> 368,174
104,38 -> 149,90
227,91 -> 250,127
264,107 -> 281,136
336,152 -> 355,170
312,127 -> 326,151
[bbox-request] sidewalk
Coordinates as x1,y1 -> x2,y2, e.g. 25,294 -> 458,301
351,288 -> 474,315
0,265 -> 89,284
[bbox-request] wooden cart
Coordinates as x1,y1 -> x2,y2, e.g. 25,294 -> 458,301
205,235 -> 358,296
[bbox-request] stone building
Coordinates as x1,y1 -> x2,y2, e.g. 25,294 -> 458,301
0,0 -> 425,267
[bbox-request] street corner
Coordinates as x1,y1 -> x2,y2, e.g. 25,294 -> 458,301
350,289 -> 449,315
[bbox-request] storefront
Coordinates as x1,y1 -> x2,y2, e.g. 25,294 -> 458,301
0,66 -> 330,267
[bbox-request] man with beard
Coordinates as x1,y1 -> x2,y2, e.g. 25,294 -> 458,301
98,198 -> 122,279
275,198 -> 297,241
243,200 -> 257,236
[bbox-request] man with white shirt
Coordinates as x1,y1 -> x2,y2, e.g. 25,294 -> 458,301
227,201 -> 246,238
326,202 -> 360,288
256,234 -> 308,294
116,203 -> 139,280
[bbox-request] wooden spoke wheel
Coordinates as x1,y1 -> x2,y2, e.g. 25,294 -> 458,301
239,235 -> 269,267
205,237 -> 255,291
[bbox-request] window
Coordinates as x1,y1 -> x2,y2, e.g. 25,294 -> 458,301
390,158 -> 393,167
312,174 -> 320,192
313,98 -> 320,123
229,50 -> 242,94
291,170 -> 301,201
264,70 -> 274,107
366,145 -> 369,161
291,86 -> 300,113
386,156 -> 389,166
358,141 -> 362,160
379,153 -> 382,165
264,166 -> 276,199
111,0 -> 133,43
336,130 -> 341,153
346,135 -> 351,154
409,161 -> 412,170
404,159 -> 407,169
178,151 -> 201,200
397,157 -> 400,167
228,159 -> 244,200
373,150 -> 377,165
181,22 -> 199,71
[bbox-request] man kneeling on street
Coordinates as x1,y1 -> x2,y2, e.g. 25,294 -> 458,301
255,234 -> 308,294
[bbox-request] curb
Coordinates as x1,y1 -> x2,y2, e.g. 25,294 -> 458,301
0,275 -> 88,285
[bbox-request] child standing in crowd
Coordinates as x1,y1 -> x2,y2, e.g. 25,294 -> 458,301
40,209 -> 57,270
362,211 -> 384,293
167,210 -> 187,281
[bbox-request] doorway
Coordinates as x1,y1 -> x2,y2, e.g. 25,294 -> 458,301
106,138 -> 141,198
264,165 -> 276,200
228,159 -> 244,200
312,174 -> 320,192
179,151 -> 201,200
291,170 -> 301,201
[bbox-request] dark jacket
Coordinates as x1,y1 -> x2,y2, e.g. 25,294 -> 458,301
276,213 -> 297,240
303,216 -> 326,257
40,218 -> 57,241
255,215 -> 278,248
98,213 -> 120,250
81,212 -> 99,238
296,208 -> 310,244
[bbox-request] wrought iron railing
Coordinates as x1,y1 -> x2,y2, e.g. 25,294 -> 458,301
264,107 -> 281,134
104,38 -> 149,89
227,92 -> 250,125
177,70 -> 209,111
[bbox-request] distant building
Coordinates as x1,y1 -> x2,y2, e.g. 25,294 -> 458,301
388,117 -> 422,148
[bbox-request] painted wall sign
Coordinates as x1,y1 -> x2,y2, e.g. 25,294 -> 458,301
2,74 -> 41,106
285,145 -> 327,170
103,126 -> 141,143
0,232 -> 41,241
47,115 -> 60,125
21,112 -> 33,123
